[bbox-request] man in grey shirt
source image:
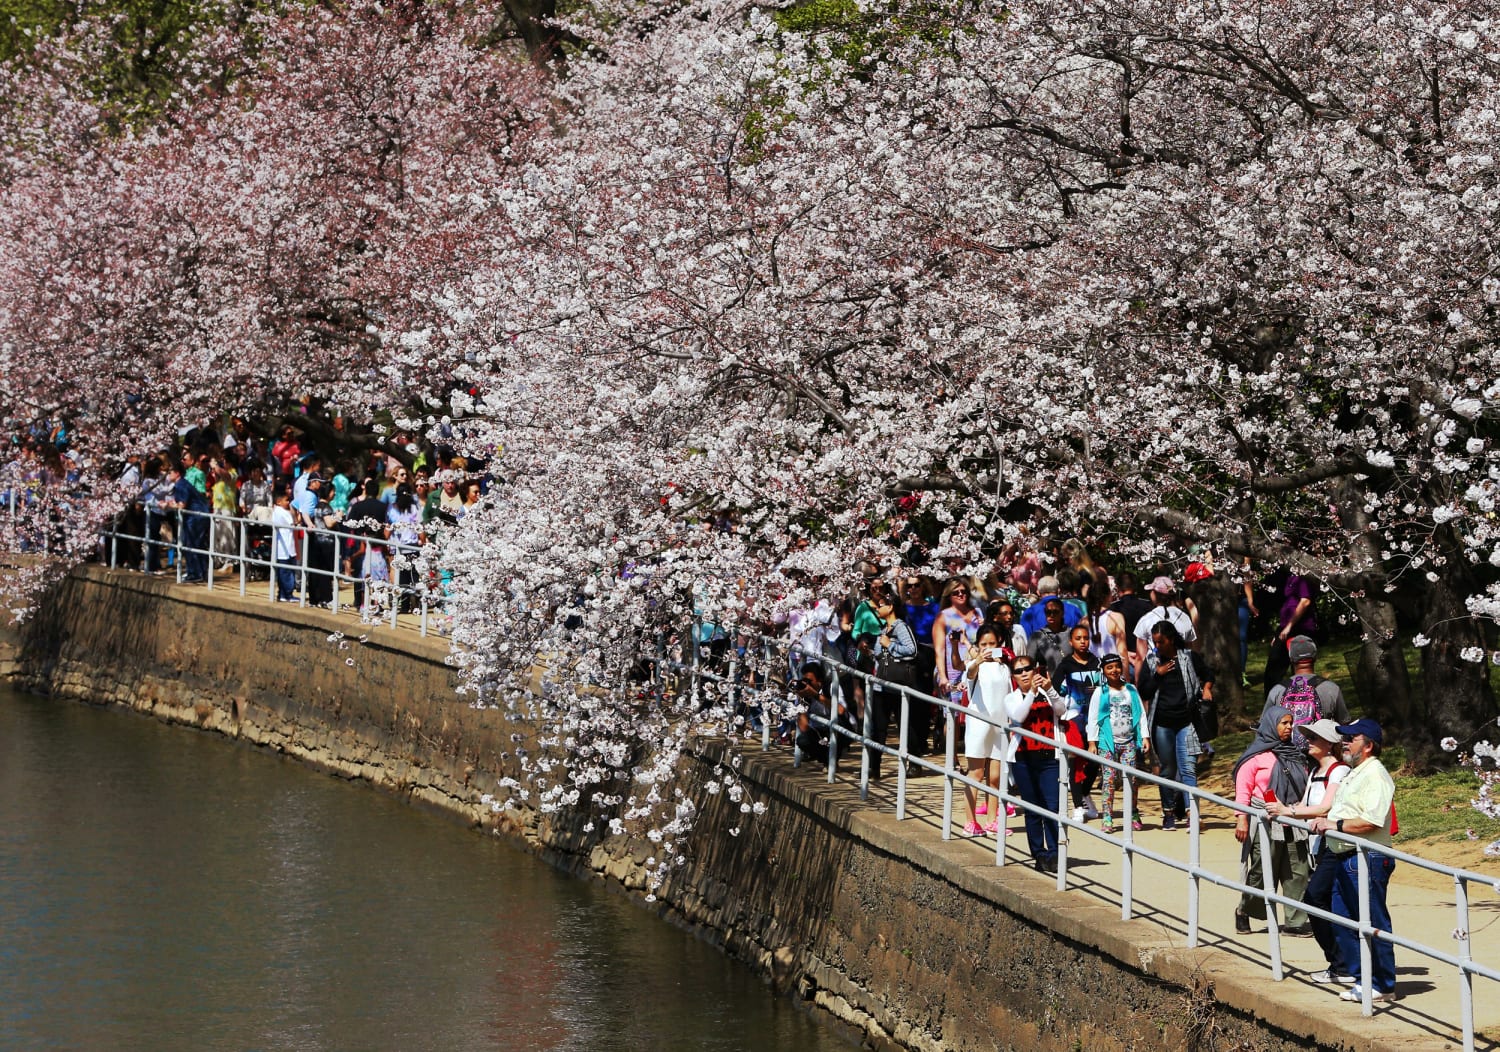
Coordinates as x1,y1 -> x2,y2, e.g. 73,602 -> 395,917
1264,636 -> 1350,726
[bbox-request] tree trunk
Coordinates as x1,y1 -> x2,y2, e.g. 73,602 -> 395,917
1347,593 -> 1418,728
1188,573 -> 1245,730
1331,476 -> 1418,731
1413,567 -> 1495,772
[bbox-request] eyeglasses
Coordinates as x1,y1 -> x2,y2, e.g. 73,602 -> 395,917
951,589 -> 967,597
1012,665 -> 1035,674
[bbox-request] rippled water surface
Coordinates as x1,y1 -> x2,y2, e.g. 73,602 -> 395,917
0,689 -> 850,1052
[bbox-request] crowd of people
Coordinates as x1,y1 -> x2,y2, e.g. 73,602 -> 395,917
781,548 -> 1400,1002
96,420 -> 491,612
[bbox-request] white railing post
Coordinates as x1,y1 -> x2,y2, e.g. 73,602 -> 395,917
726,649 -> 740,737
997,726 -> 1010,868
941,705 -> 955,839
895,689 -> 910,821
1256,814 -> 1284,980
825,668 -> 838,785
858,670 -> 871,801
238,514 -> 248,596
1358,845 -> 1373,1015
1457,874 -> 1474,1052
298,529 -> 309,607
389,543 -> 399,629
1056,735 -> 1070,889
1122,751 -> 1135,920
204,510 -> 214,591
762,668 -> 772,752
332,532 -> 342,616
690,617 -> 702,712
1186,792 -> 1200,945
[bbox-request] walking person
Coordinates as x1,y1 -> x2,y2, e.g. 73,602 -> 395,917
1138,621 -> 1213,829
1086,654 -> 1148,833
1230,705 -> 1312,934
1052,623 -> 1101,821
932,577 -> 983,756
172,454 -> 211,583
1263,636 -> 1351,726
1308,719 -> 1399,1004
386,482 -> 424,613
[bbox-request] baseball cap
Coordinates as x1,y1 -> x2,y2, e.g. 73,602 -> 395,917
1335,718 -> 1383,746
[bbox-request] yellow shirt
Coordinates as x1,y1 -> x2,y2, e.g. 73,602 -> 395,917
1326,756 -> 1394,853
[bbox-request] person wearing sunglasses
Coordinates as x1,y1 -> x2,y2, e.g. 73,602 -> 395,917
932,577 -> 983,756
1002,658 -> 1068,874
1308,719 -> 1398,1004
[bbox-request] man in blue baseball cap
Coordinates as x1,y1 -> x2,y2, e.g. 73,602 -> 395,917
1309,718 -> 1398,1004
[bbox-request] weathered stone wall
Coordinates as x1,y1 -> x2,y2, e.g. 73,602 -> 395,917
1,566 -> 1383,1052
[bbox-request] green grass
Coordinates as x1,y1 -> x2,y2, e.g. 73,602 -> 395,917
1211,636 -> 1500,848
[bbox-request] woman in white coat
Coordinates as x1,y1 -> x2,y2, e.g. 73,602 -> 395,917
960,625 -> 1013,836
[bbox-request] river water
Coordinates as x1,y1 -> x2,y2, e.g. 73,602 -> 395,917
0,688 -> 851,1052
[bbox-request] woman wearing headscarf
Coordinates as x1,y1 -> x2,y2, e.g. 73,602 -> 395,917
1231,705 -> 1312,935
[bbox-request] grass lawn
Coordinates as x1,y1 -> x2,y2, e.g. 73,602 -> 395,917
1203,636 -> 1500,861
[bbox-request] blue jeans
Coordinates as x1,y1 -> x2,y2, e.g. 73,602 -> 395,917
1012,751 -> 1060,863
276,567 -> 298,602
1305,841 -> 1348,974
181,507 -> 209,580
1331,850 -> 1396,993
1153,723 -> 1197,817
145,510 -> 168,572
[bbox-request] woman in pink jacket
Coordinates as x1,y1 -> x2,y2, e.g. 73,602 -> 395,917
1230,705 -> 1311,934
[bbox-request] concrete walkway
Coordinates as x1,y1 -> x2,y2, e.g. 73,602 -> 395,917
775,751 -> 1500,1051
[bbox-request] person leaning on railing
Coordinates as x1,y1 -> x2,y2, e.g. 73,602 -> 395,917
1306,718 -> 1399,1004
1230,705 -> 1311,935
869,592 -> 918,780
1263,718 -> 1351,984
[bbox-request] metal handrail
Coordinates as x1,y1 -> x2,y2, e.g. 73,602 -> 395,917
674,620 -> 1500,1049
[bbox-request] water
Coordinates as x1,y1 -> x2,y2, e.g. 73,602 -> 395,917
0,688 -> 851,1052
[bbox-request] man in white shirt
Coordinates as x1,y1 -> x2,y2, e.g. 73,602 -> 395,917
1309,718 -> 1397,1003
270,488 -> 299,602
1133,576 -> 1196,680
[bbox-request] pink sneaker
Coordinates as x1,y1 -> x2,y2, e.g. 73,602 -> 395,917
1005,803 -> 1017,817
975,801 -> 988,816
984,819 -> 1002,835
963,820 -> 984,836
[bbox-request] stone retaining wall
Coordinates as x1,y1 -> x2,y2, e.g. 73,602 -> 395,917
2,566 -> 1372,1052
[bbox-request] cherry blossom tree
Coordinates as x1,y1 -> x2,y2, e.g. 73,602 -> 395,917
10,0 -> 1500,867
410,0 -> 1500,769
